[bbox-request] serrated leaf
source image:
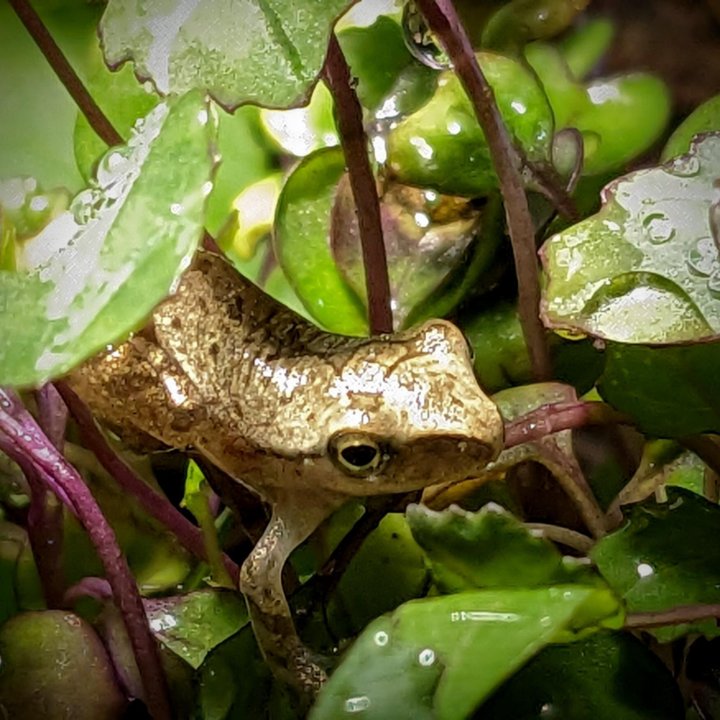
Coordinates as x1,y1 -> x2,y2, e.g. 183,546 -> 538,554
0,92 -> 216,387
311,586 -> 622,720
541,133 -> 720,343
100,0 -> 356,110
145,589 -> 249,669
407,504 -> 594,594
592,487 -> 720,641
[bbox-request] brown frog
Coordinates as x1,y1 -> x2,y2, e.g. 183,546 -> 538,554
67,250 -> 504,692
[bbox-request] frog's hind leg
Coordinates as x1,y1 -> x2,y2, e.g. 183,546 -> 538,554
239,489 -> 345,696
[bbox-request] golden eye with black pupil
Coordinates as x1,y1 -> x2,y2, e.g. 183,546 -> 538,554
329,433 -> 387,477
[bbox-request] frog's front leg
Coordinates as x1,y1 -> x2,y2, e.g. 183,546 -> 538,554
240,488 -> 345,695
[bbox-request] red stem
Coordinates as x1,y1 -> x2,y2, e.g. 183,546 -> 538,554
0,389 -> 172,720
414,0 -> 551,379
323,34 -> 393,334
625,604 -> 720,629
56,382 -> 240,585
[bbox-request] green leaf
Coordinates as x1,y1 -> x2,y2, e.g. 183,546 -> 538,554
0,91 -> 216,387
311,586 -> 622,720
592,487 -> 720,641
0,2 -> 102,191
599,342 -> 720,437
100,0 -> 356,109
274,147 -> 368,335
479,631 -> 684,719
145,589 -> 249,669
407,504 -> 594,594
662,93 -> 720,160
385,51 -> 554,197
541,133 -> 720,343
0,611 -> 126,719
328,513 -> 428,636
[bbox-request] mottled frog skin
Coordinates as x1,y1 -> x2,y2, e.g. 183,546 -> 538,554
67,251 -> 504,691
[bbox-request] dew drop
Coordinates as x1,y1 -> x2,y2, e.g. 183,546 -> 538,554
373,630 -> 389,647
345,695 -> 371,713
418,648 -> 436,666
668,154 -> 700,178
686,236 -> 717,277
707,272 -> 720,299
643,212 -> 675,244
401,1 -> 450,70
70,189 -> 100,225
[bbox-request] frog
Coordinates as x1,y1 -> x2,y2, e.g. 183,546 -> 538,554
66,250 -> 504,694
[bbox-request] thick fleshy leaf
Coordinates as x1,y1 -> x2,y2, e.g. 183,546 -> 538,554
592,487 -> 720,641
274,147 -> 368,335
599,342 -> 720,437
479,631 -> 684,719
384,51 -> 554,197
100,0 -> 355,110
145,589 -> 249,669
311,586 -> 622,720
331,176 -> 489,328
406,504 -> 594,594
0,611 -> 126,720
0,92 -> 216,387
662,93 -> 720,160
541,133 -> 720,343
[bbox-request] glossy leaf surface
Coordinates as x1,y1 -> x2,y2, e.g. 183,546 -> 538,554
541,134 -> 720,343
100,0 -> 355,109
0,92 -> 216,386
592,488 -> 720,641
311,586 -> 622,720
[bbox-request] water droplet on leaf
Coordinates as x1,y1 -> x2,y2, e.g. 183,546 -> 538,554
642,212 -> 675,244
686,236 -> 717,277
401,1 -> 450,70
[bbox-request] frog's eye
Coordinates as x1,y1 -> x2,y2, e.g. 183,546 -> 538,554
329,433 -> 387,477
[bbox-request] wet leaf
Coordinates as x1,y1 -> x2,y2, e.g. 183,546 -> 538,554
541,133 -> 720,344
592,487 -> 720,641
407,504 -> 594,594
145,589 -> 249,669
526,42 -> 670,176
384,51 -> 554,197
599,342 -> 720,437
0,611 -> 126,720
331,176 -> 488,328
311,586 -> 622,720
274,147 -> 368,335
100,0 -> 356,110
0,92 -> 216,387
662,93 -> 720,160
479,631 -> 684,719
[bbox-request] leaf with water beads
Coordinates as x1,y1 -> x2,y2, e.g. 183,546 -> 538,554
541,133 -> 720,344
311,585 -> 622,720
0,91 -> 216,387
100,0 -> 357,110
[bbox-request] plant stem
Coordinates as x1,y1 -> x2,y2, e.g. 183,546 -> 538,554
0,389 -> 172,720
503,401 -> 632,448
26,385 -> 68,608
8,0 -> 122,147
625,604 -> 720,629
524,523 -> 594,554
323,34 -> 393,334
414,0 -> 551,379
56,382 -> 240,585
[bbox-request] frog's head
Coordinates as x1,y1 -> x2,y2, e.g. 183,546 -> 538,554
312,319 -> 504,496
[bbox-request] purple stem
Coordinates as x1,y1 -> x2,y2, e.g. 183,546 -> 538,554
28,384 -> 68,608
55,382 -> 240,585
323,34 -> 394,334
414,0 -> 552,380
503,401 -> 632,448
0,388 -> 172,720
